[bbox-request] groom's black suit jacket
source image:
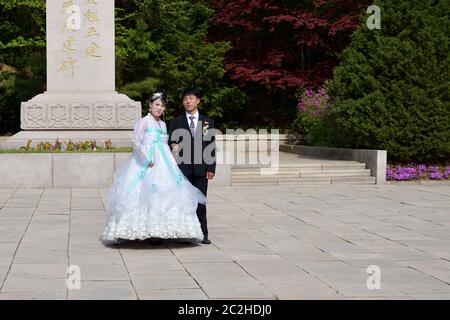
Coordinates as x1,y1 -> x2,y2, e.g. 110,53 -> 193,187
168,113 -> 216,177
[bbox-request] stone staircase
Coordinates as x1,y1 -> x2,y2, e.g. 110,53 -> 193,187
231,162 -> 376,186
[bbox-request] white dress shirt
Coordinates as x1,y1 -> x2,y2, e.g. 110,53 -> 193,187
186,110 -> 199,132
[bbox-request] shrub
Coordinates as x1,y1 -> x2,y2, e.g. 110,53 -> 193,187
292,85 -> 331,145
324,0 -> 450,163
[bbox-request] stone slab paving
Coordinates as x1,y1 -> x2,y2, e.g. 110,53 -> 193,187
0,184 -> 449,300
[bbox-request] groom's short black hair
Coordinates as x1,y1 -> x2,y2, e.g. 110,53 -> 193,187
181,87 -> 201,99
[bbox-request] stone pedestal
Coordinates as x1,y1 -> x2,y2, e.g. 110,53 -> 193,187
20,92 -> 141,130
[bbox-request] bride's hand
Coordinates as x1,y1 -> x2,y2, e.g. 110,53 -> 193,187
171,143 -> 179,151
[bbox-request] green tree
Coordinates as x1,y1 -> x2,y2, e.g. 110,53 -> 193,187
0,0 -> 46,134
116,0 -> 247,127
324,0 -> 450,163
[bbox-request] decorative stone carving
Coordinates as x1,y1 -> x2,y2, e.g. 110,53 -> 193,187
49,104 -> 71,128
21,104 -> 47,128
72,104 -> 93,128
20,101 -> 142,130
118,103 -> 141,128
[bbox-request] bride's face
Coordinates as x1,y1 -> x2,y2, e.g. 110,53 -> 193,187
149,99 -> 165,118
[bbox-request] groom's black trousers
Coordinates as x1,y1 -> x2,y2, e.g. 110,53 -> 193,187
186,175 -> 208,236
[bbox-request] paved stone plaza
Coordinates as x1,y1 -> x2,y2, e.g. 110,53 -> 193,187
0,184 -> 449,300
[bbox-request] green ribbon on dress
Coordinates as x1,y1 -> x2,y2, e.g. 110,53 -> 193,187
126,127 -> 183,194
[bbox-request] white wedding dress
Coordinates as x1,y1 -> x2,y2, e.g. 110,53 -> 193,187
101,114 -> 206,243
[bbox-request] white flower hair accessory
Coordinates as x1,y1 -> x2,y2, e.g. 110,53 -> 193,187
152,92 -> 163,100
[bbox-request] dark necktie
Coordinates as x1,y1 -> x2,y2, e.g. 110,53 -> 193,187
189,116 -> 195,136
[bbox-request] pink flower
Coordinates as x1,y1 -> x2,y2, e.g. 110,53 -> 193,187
297,85 -> 330,118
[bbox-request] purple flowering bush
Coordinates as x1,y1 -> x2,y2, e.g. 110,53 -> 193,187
292,84 -> 331,145
297,86 -> 330,117
387,163 -> 450,181
444,167 -> 450,179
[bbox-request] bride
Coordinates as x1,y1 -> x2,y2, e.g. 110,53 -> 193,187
101,92 -> 206,244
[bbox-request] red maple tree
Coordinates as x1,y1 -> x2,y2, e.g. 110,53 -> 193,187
209,0 -> 370,90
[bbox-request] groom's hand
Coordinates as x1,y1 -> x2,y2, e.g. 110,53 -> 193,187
206,171 -> 215,180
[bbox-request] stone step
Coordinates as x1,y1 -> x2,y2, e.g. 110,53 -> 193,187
233,180 -> 332,186
231,163 -> 366,170
231,175 -> 376,185
299,171 -> 371,178
232,170 -> 301,176
330,180 -> 376,185
299,167 -> 369,173
231,160 -> 375,185
232,174 -> 372,181
277,177 -> 331,184
321,163 -> 367,170
231,180 -> 279,186
231,169 -> 371,176
232,179 -> 375,186
331,176 -> 376,184
232,176 -> 279,182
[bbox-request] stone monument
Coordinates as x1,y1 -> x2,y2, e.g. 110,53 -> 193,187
2,0 -> 141,148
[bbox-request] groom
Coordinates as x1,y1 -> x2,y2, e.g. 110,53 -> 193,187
169,87 -> 216,245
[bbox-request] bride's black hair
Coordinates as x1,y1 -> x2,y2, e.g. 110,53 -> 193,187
148,91 -> 167,106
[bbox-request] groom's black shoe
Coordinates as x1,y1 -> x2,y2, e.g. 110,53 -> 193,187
201,235 -> 211,245
147,238 -> 163,245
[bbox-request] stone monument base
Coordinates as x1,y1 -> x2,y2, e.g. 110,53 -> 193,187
5,90 -> 143,149
20,92 -> 142,130
0,130 -> 134,150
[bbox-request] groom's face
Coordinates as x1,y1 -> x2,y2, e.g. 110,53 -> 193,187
183,95 -> 200,113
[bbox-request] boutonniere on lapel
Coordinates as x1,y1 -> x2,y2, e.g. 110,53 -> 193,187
202,121 -> 209,135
